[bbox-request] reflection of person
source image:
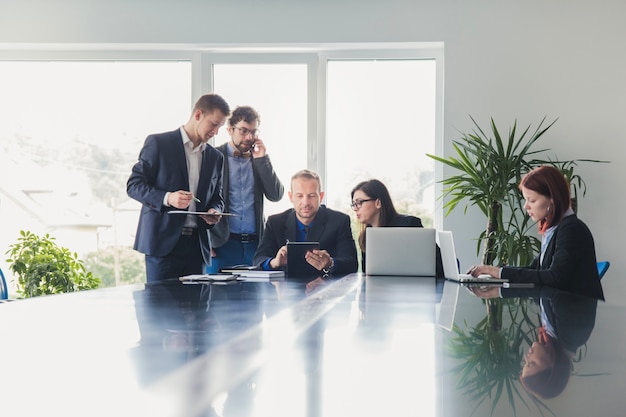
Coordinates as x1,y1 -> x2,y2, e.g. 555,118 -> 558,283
520,288 -> 598,399
127,94 -> 230,282
468,166 -> 604,300
351,179 -> 443,276
470,285 -> 598,399
206,106 -> 284,273
131,281 -> 214,385
253,169 -> 358,275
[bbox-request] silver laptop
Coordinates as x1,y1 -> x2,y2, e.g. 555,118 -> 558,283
437,230 -> 507,284
365,227 -> 436,276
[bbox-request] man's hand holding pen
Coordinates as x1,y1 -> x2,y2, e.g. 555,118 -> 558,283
168,190 -> 199,209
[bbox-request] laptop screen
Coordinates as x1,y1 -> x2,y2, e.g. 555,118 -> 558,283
365,227 -> 436,276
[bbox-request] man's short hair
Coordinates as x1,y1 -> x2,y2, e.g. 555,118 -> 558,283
193,93 -> 230,117
291,169 -> 321,192
228,106 -> 260,127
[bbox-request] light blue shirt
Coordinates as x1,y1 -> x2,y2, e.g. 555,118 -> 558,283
227,144 -> 256,234
540,207 -> 575,266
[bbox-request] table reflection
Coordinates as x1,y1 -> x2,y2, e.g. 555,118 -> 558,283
447,285 -> 599,415
518,287 -> 598,400
3,272 -> 623,417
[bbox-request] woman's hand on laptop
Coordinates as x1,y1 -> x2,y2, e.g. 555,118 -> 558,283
467,265 -> 501,278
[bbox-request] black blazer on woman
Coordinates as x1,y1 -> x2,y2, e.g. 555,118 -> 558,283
501,214 -> 604,300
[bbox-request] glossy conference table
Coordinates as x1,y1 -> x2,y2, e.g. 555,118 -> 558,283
1,273 -> 624,417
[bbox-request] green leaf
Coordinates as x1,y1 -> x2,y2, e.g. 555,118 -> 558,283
5,230 -> 101,298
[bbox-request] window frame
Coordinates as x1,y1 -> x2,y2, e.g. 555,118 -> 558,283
0,42 -> 445,227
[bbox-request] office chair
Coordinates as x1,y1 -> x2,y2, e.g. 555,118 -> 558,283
1,267 -> 8,300
597,261 -> 610,280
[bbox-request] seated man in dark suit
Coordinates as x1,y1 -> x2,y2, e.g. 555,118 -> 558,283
253,169 -> 358,276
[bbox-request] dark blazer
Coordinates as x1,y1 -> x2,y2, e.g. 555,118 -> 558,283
501,214 -> 604,300
209,143 -> 284,248
501,286 -> 598,353
541,288 -> 598,353
361,215 -> 444,277
127,129 -> 224,263
253,205 -> 359,275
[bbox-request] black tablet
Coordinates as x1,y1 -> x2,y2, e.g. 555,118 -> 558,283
286,241 -> 320,278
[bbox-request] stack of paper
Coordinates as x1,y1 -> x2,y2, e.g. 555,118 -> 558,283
179,274 -> 237,282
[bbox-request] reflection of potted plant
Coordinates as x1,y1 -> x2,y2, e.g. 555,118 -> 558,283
5,230 -> 100,298
427,116 -> 607,266
447,297 -> 549,416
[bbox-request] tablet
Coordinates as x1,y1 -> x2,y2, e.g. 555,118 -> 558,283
286,241 -> 320,278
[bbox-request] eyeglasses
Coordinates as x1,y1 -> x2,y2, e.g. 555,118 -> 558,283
350,198 -> 374,210
235,126 -> 260,138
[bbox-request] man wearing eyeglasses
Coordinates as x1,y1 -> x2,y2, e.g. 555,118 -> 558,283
253,169 -> 359,276
206,106 -> 285,273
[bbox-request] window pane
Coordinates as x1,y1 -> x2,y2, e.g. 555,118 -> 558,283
326,59 -> 437,226
0,61 -> 191,288
212,64 -> 308,215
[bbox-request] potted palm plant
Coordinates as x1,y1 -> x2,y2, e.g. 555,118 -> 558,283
427,116 -> 606,267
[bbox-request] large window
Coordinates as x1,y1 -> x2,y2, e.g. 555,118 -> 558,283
0,60 -> 192,287
212,62 -> 309,215
0,44 -> 442,288
325,58 -> 437,226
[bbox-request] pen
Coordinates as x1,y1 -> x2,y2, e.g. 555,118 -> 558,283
186,192 -> 201,203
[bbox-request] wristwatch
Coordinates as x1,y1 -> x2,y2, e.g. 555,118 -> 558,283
322,257 -> 335,275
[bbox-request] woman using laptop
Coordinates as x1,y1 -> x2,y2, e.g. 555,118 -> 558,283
468,166 -> 604,300
350,179 -> 443,276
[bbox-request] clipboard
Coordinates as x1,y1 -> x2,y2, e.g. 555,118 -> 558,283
168,211 -> 238,216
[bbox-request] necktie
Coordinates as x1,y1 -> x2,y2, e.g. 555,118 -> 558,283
233,149 -> 251,158
303,226 -> 310,241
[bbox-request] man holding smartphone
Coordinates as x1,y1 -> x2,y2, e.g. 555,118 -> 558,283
206,106 -> 285,273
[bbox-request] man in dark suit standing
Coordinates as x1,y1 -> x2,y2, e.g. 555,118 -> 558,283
253,169 -> 358,276
127,94 -> 230,282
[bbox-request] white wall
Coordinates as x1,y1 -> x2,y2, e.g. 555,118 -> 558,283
1,0 -> 624,299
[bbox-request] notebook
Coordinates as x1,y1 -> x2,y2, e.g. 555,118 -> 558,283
179,274 -> 237,283
365,227 -> 436,276
219,265 -> 285,279
437,230 -> 507,284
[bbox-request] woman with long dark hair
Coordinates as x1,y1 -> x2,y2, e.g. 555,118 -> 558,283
351,179 -> 442,275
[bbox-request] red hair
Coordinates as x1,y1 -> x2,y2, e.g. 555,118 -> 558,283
519,166 -> 571,233
520,327 -> 571,399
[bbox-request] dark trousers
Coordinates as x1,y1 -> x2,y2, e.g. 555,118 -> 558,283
145,231 -> 204,283
205,238 -> 259,273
